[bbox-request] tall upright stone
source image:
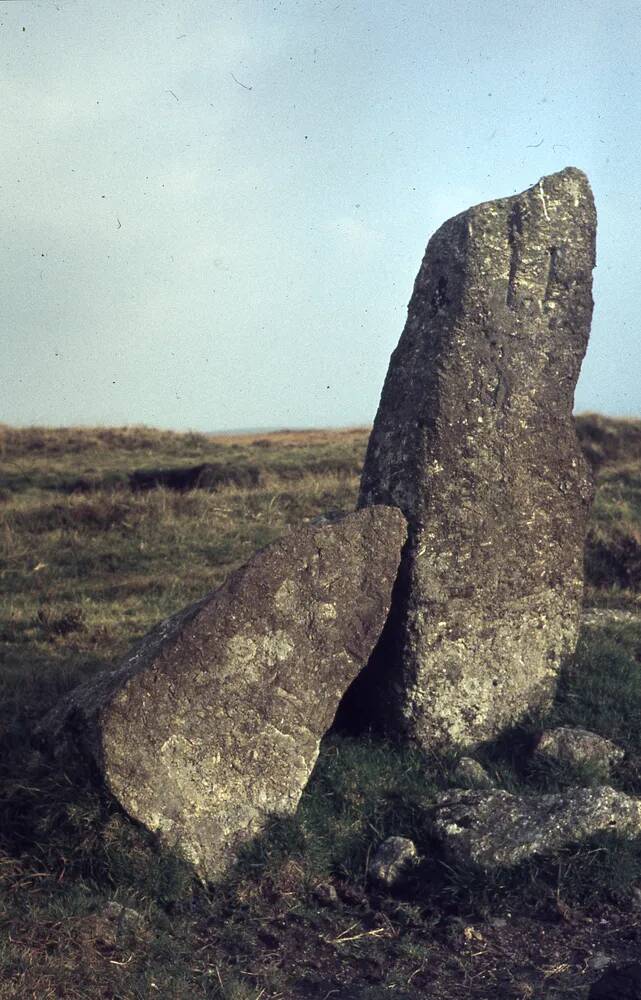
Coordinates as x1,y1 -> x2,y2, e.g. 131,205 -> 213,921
357,167 -> 596,749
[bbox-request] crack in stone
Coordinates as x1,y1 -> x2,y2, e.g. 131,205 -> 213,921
544,246 -> 559,302
506,203 -> 523,309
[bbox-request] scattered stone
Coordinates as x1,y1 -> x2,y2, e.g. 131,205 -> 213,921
356,167 -> 596,750
632,886 -> 641,911
588,962 -> 641,1000
310,509 -> 351,526
38,507 -> 406,881
589,953 -> 614,972
93,901 -> 147,948
535,726 -> 624,775
431,786 -> 641,869
453,757 -> 495,789
313,882 -> 339,907
369,836 -> 418,887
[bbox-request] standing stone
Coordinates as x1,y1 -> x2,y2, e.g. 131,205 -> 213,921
39,507 -> 406,880
358,168 -> 596,749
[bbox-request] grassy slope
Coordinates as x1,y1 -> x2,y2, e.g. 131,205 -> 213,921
0,416 -> 640,999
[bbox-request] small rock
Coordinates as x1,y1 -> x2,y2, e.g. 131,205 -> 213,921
632,886 -> 641,911
589,952 -> 613,972
369,836 -> 418,887
588,962 -> 641,999
94,901 -> 147,948
310,509 -> 349,526
313,882 -> 339,906
431,786 -> 641,869
453,757 -> 495,789
535,727 -> 624,775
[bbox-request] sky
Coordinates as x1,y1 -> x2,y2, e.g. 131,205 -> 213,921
1,0 -> 639,431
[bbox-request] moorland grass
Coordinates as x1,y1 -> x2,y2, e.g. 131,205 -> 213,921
0,417 -> 640,997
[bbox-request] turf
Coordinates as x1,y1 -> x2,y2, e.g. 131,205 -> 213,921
0,415 -> 640,998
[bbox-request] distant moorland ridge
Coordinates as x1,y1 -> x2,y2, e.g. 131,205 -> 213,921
1,412 -> 640,464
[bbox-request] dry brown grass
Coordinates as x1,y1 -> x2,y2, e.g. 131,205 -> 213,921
0,415 -> 640,999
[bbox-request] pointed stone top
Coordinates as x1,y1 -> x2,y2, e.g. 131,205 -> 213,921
468,165 -> 593,217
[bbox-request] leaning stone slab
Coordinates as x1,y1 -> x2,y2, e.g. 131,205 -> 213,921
38,507 -> 406,881
431,786 -> 641,869
535,726 -> 624,775
357,167 -> 596,749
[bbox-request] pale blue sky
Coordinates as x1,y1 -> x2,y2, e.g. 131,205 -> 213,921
1,0 -> 639,430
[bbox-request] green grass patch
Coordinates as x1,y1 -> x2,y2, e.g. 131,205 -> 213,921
0,419 -> 641,997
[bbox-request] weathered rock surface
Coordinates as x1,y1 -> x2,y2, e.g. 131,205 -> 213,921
431,786 -> 641,869
313,882 -> 339,907
356,167 -> 596,750
535,726 -> 624,775
369,836 -> 418,887
38,507 -> 406,880
92,902 -> 148,948
453,756 -> 495,790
